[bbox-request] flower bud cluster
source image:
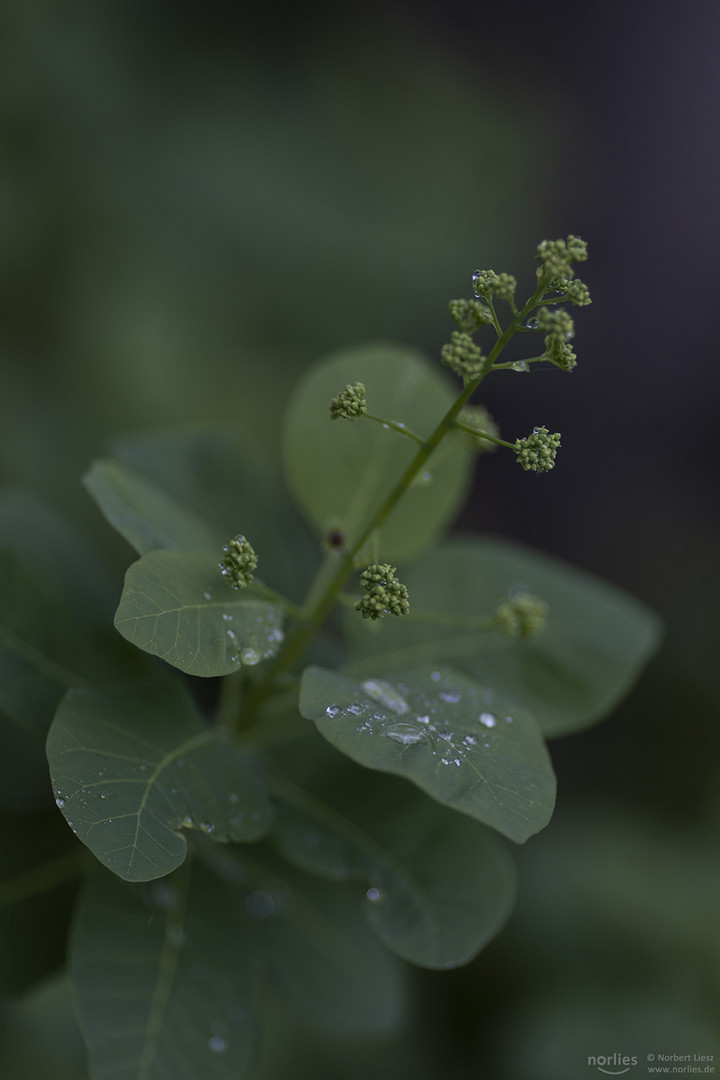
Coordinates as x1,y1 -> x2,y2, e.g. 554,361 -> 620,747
551,277 -> 591,306
355,564 -> 410,620
219,535 -> 257,589
514,427 -> 561,473
456,405 -> 499,453
536,235 -> 588,280
448,298 -> 494,332
471,270 -> 517,302
441,331 -> 486,382
535,307 -> 575,342
330,382 -> 367,421
495,592 -> 548,638
544,338 -> 577,371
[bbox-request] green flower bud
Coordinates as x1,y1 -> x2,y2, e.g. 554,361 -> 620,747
536,236 -> 588,281
219,535 -> 258,589
448,298 -> 494,332
355,563 -> 410,620
441,331 -> 486,381
535,307 -> 575,342
514,427 -> 561,473
330,382 -> 367,421
495,592 -> 548,638
543,337 -> 577,371
456,405 -> 500,453
471,269 -> 517,302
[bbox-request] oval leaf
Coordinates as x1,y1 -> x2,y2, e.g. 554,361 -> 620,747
114,549 -> 285,677
71,860 -> 262,1080
46,680 -> 272,881
83,459 -> 220,555
282,344 -> 473,562
271,766 -> 516,969
342,536 -> 663,737
299,665 -> 556,843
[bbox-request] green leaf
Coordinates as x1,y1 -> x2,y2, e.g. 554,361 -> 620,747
46,680 -> 272,881
83,459 -> 221,555
0,549 -> 141,737
282,344 -> 473,562
71,852 -> 404,1078
109,430 -> 320,603
270,762 -> 516,969
114,549 -> 285,677
342,537 -> 663,737
299,665 -> 556,843
70,860 -> 262,1080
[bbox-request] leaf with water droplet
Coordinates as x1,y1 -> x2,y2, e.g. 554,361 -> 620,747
342,536 -> 663,737
270,761 -> 516,968
299,665 -> 555,842
114,549 -> 284,677
46,679 -> 272,881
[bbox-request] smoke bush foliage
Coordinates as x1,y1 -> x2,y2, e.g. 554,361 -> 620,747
1,238 -> 661,1078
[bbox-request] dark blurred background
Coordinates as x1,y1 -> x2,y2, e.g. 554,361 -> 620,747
1,1 -> 719,1076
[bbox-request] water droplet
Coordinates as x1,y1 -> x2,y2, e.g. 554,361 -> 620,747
479,712 -> 496,727
346,703 -> 365,717
228,792 -> 239,803
208,1036 -> 228,1053
505,716 -> 513,723
463,734 -> 478,747
525,318 -> 539,330
55,796 -> 66,809
437,731 -> 453,742
203,590 -> 212,600
222,613 -> 232,621
430,671 -> 442,682
361,679 -> 409,715
199,821 -> 215,834
383,726 -> 425,746
226,628 -> 236,641
511,360 -> 529,372
439,689 -> 461,704
268,627 -> 284,644
230,813 -> 245,826
325,704 -> 340,718
245,890 -> 275,919
139,764 -> 148,772
240,647 -> 261,666
417,714 -> 430,724
100,791 -> 109,800
181,815 -> 194,828
366,886 -> 384,903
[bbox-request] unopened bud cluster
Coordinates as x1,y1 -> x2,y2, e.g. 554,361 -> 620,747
536,235 -> 588,280
441,331 -> 486,382
330,382 -> 367,421
355,564 -> 410,620
495,592 -> 548,638
448,298 -> 494,332
471,270 -> 517,303
514,427 -> 561,473
219,535 -> 257,590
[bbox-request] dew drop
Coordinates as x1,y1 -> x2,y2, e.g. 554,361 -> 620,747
511,360 -> 529,372
361,679 -> 409,715
139,764 -> 148,772
222,613 -> 232,622
240,647 -> 261,666
430,671 -> 442,682
325,704 -> 340,718
199,821 -> 215,834
506,715 -> 513,723
208,1036 -> 228,1053
383,727 -> 424,746
479,712 -> 497,727
100,791 -> 109,800
366,886 -> 384,903
416,714 -> 430,724
203,590 -> 212,600
55,796 -> 66,809
346,702 -> 365,717
439,689 -> 461,704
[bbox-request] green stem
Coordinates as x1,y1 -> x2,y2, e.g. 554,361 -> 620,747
364,413 -> 425,444
249,276 -> 550,707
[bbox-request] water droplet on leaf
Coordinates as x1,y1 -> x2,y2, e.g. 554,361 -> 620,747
208,1036 -> 228,1053
240,647 -> 261,666
479,712 -> 496,727
361,679 -> 410,715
